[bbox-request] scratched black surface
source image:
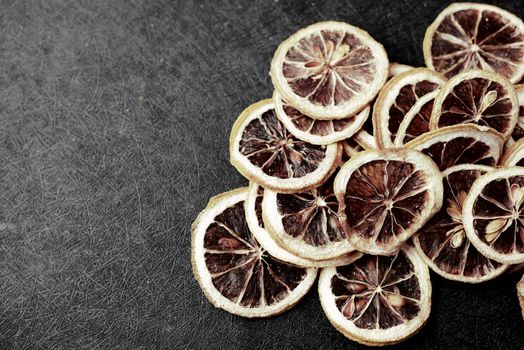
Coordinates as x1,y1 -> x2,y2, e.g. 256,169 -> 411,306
0,0 -> 523,349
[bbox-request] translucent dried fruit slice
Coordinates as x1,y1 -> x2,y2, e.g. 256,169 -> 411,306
374,68 -> 446,148
270,21 -> 389,119
501,137 -> 524,166
245,183 -> 362,268
413,164 -> 508,283
394,90 -> 439,147
273,91 -> 369,145
388,62 -> 415,78
518,275 -> 524,319
405,124 -> 504,171
318,246 -> 432,346
430,69 -> 518,140
423,2 -> 524,83
230,99 -> 342,193
192,188 -> 317,317
334,149 -> 443,255
463,167 -> 524,264
263,174 -> 355,261
508,85 -> 524,144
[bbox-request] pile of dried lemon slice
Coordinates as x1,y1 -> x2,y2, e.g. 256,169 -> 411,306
192,2 -> 524,346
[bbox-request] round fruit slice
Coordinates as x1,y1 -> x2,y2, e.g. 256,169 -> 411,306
263,173 -> 355,261
463,167 -> 524,264
334,149 -> 443,255
245,183 -> 362,268
430,69 -> 518,140
270,21 -> 389,120
405,124 -> 504,171
508,84 -> 524,144
192,188 -> 317,317
318,246 -> 432,346
374,68 -> 446,149
394,90 -> 439,147
501,137 -> 524,166
230,99 -> 341,193
423,2 -> 524,83
413,164 -> 508,283
273,91 -> 369,145
388,62 -> 415,78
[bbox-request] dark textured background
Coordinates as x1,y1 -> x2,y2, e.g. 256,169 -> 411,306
0,0 -> 523,349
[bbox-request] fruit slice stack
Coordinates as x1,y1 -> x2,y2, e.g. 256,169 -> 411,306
193,2 -> 524,346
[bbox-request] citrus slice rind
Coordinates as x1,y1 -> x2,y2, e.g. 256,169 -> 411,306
462,167 -> 524,264
423,2 -> 524,83
413,164 -> 508,283
229,99 -> 342,193
342,138 -> 363,159
404,124 -> 504,171
354,129 -> 378,150
429,69 -> 518,140
388,63 -> 415,78
270,21 -> 389,120
273,91 -> 369,145
394,90 -> 439,147
508,84 -> 524,144
318,246 -> 432,346
245,183 -> 363,268
192,188 -> 318,318
501,137 -> 524,166
334,149 -> 443,255
373,68 -> 446,149
262,174 -> 355,261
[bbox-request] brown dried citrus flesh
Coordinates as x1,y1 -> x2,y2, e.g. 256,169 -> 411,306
374,68 -> 446,149
318,246 -> 432,346
230,99 -> 341,193
518,275 -> 524,320
501,137 -> 524,166
463,167 -> 524,264
423,2 -> 524,83
334,149 -> 443,255
404,124 -> 504,171
430,69 -> 518,140
508,84 -> 524,144
394,90 -> 439,147
263,173 -> 355,261
270,21 -> 389,120
273,91 -> 369,145
192,188 -> 317,317
245,182 -> 362,268
413,164 -> 508,283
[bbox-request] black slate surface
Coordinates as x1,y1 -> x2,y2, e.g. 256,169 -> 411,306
0,0 -> 523,349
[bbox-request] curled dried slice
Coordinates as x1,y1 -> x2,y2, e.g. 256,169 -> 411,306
245,183 -> 362,268
394,90 -> 439,147
501,137 -> 524,166
413,164 -> 508,283
318,246 -> 432,346
192,188 -> 317,317
463,167 -> 524,264
405,124 -> 504,171
518,275 -> 524,319
263,174 -> 355,261
271,21 -> 389,119
342,138 -> 363,159
334,149 -> 443,255
354,128 -> 377,150
430,69 -> 518,140
388,62 -> 415,78
230,99 -> 341,193
374,68 -> 446,148
508,85 -> 524,144
423,2 -> 524,83
273,91 -> 369,145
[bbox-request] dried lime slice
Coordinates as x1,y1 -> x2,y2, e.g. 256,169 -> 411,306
508,84 -> 524,144
394,90 -> 439,146
318,246 -> 432,346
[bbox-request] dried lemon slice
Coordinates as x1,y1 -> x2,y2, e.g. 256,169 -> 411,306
508,85 -> 524,145
374,68 -> 446,148
230,99 -> 341,193
192,188 -> 317,317
245,182 -> 362,268
263,174 -> 355,261
463,167 -> 524,264
413,164 -> 508,283
334,149 -> 443,255
273,91 -> 369,145
342,138 -> 364,158
405,124 -> 504,171
318,246 -> 432,346
501,137 -> 524,166
423,2 -> 524,83
429,69 -> 518,140
388,62 -> 415,78
270,21 -> 389,119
